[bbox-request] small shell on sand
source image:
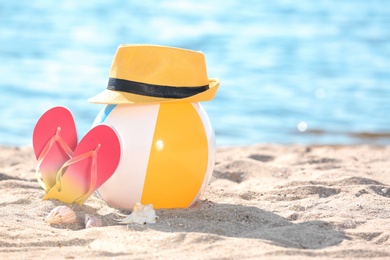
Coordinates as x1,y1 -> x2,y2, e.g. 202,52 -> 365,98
45,206 -> 77,224
85,214 -> 103,228
115,203 -> 157,225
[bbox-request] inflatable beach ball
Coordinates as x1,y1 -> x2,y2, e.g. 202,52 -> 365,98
92,102 -> 216,209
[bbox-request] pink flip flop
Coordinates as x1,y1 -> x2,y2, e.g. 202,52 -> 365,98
42,124 -> 121,204
33,107 -> 78,192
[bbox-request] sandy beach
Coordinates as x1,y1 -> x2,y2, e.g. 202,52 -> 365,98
0,144 -> 389,259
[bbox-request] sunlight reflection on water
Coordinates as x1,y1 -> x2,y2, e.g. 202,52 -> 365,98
1,0 -> 389,146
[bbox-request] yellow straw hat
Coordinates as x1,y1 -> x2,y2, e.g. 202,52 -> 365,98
88,44 -> 220,104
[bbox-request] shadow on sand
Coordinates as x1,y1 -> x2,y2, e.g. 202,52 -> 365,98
121,200 -> 346,250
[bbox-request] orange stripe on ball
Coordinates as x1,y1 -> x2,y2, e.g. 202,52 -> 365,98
141,103 -> 208,208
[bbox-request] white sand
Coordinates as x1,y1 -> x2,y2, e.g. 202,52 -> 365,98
0,144 -> 389,259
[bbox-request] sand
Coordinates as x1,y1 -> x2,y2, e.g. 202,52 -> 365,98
0,144 -> 389,259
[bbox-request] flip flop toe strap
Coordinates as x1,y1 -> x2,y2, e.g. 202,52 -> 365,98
55,144 -> 101,204
36,127 -> 74,192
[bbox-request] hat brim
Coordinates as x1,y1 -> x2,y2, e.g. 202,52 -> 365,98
88,78 -> 220,104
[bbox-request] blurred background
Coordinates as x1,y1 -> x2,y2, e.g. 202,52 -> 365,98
1,0 -> 389,146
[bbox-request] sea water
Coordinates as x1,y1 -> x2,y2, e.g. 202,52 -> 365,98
1,0 -> 389,146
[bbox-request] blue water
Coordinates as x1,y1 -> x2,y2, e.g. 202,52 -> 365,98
1,0 -> 390,146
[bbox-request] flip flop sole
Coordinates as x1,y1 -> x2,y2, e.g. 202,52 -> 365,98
43,124 -> 121,204
33,107 -> 78,190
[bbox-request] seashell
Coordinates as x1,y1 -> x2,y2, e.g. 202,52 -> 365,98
85,214 -> 103,228
115,202 -> 157,225
45,205 -> 77,224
